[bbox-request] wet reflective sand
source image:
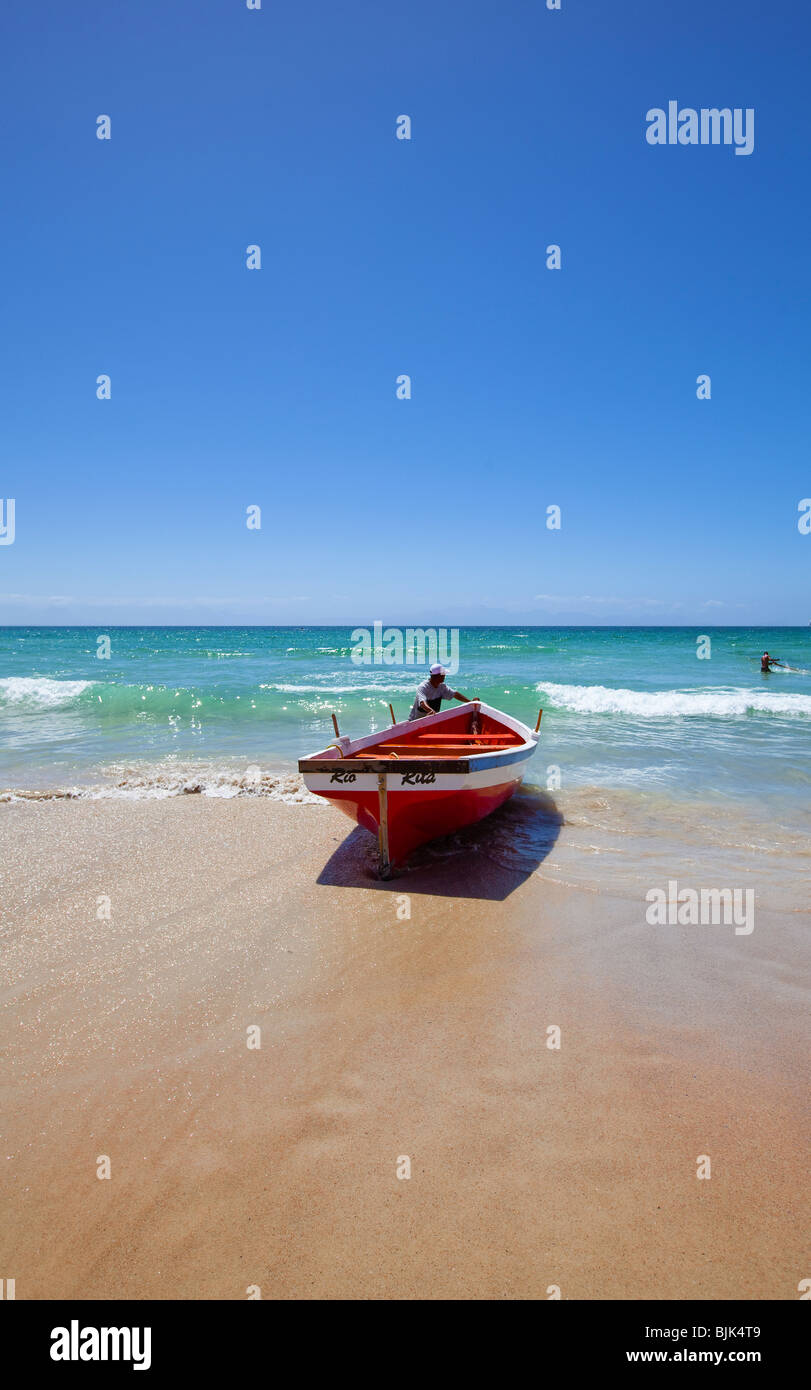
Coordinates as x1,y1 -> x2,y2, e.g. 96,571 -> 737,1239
0,796 -> 806,1299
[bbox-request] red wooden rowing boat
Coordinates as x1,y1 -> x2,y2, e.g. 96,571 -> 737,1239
298,700 -> 541,875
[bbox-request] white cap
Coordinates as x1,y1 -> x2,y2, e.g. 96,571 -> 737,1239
429,663 -> 446,675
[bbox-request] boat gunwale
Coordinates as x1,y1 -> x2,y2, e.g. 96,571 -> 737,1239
299,701 -> 539,771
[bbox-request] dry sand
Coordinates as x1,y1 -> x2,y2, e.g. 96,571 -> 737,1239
0,796 -> 807,1299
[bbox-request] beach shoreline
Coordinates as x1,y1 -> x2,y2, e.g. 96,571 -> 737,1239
1,796 -> 806,1300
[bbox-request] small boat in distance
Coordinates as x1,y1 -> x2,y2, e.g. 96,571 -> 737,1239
298,700 -> 541,876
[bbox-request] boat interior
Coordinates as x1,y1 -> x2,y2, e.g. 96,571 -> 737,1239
347,708 -> 526,760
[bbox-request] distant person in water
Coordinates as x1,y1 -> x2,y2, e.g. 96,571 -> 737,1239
408,664 -> 472,719
761,651 -> 784,672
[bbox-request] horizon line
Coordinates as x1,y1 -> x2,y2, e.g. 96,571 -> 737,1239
0,623 -> 808,631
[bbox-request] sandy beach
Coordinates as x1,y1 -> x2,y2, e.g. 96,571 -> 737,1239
0,792 -> 806,1300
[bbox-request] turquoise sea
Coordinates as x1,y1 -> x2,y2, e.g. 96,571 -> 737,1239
2,625 -> 808,903
1,623 -> 808,800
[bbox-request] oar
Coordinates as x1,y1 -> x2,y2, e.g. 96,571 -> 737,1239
389,703 -> 397,725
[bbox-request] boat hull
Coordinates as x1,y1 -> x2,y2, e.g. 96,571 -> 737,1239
309,766 -> 529,863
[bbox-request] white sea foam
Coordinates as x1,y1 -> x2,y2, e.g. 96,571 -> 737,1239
536,682 -> 811,719
0,763 -> 324,804
0,677 -> 95,708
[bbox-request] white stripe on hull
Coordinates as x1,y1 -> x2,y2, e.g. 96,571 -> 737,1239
303,751 -> 536,796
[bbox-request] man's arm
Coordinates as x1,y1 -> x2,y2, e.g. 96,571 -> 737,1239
452,691 -> 471,702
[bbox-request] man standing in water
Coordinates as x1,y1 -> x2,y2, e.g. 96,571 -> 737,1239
761,651 -> 785,672
409,664 -> 472,719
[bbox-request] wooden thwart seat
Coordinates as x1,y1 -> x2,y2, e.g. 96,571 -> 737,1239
350,743 -> 514,757
413,734 -> 519,743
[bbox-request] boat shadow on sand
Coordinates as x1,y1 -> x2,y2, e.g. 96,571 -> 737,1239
315,784 -> 563,902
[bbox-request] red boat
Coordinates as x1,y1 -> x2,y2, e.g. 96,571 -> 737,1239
298,700 -> 541,875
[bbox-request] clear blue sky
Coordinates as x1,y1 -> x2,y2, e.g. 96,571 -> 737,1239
1,0 -> 809,625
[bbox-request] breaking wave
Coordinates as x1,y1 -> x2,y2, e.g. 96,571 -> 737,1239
0,676 -> 420,715
0,677 -> 96,708
0,679 -> 264,718
536,682 -> 811,719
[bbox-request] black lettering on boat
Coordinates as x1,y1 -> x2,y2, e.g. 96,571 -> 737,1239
329,770 -> 357,784
401,771 -> 437,785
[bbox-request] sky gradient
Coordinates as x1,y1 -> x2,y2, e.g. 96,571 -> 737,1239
1,0 -> 809,625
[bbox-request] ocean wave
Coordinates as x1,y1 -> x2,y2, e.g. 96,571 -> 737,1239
0,679 -> 260,718
536,682 -> 811,719
0,675 -> 421,719
0,677 -> 95,708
